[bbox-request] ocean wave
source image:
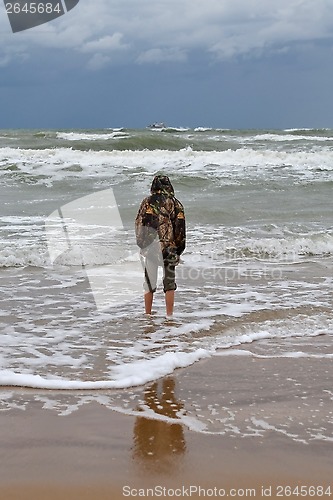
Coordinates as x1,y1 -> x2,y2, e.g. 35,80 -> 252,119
1,223 -> 332,269
193,127 -> 213,132
163,127 -> 190,133
1,146 -> 333,186
217,349 -> 333,359
0,349 -> 210,390
0,311 -> 331,391
0,246 -> 49,268
238,233 -> 333,258
187,227 -> 333,260
283,128 -> 332,133
243,133 -> 333,142
56,131 -> 129,141
0,240 -> 137,268
2,127 -> 333,153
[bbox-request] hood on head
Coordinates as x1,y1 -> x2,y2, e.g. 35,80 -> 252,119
150,175 -> 174,196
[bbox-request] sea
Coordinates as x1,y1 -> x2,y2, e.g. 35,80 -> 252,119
0,126 -> 332,442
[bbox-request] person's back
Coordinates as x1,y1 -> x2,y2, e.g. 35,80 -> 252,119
135,175 -> 186,317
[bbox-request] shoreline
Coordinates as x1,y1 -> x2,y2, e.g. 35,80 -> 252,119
1,404 -> 332,498
1,352 -> 332,499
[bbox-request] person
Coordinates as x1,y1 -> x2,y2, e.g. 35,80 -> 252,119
135,175 -> 186,317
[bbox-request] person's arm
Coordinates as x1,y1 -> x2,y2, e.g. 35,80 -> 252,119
135,197 -> 159,249
173,199 -> 186,255
135,198 -> 148,249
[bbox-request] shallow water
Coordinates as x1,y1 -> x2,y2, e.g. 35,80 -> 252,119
0,127 -> 332,406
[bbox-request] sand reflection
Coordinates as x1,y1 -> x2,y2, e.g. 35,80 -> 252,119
132,377 -> 186,473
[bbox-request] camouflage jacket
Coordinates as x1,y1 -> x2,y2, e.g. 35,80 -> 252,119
135,193 -> 186,258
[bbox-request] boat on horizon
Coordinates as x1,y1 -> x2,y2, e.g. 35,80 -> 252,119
147,122 -> 167,129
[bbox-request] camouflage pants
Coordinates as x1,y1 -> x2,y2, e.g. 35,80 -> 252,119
143,256 -> 177,293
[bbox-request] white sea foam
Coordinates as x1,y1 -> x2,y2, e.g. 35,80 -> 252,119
216,349 -> 333,359
283,128 -> 329,132
187,227 -> 333,260
2,216 -> 332,270
167,127 -> 190,132
0,349 -> 210,390
0,308 -> 331,391
244,133 -> 333,142
56,131 -> 128,141
1,128 -> 332,399
240,232 -> 333,257
250,418 -> 308,444
1,146 -> 333,187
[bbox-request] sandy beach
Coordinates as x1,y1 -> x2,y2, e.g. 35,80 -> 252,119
1,126 -> 333,499
1,347 -> 332,500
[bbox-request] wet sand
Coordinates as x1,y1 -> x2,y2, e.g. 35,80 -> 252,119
0,352 -> 332,500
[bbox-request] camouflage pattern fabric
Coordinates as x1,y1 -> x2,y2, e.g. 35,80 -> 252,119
135,191 -> 186,262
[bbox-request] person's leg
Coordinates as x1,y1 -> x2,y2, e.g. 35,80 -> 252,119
144,291 -> 154,314
163,261 -> 176,317
144,256 -> 158,315
165,290 -> 175,317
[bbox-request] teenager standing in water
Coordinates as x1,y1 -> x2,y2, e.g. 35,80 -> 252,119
135,175 -> 186,317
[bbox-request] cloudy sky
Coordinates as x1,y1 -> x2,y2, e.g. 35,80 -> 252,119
1,0 -> 333,129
